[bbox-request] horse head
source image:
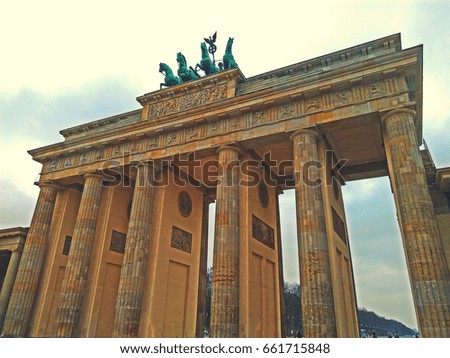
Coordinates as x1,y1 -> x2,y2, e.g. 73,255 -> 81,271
159,62 -> 168,74
226,37 -> 234,50
201,42 -> 208,56
176,52 -> 186,66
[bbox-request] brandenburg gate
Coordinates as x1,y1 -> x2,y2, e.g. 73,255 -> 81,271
0,34 -> 448,338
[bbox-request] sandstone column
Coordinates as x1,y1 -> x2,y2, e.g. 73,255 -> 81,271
195,195 -> 212,338
382,108 -> 450,338
52,173 -> 104,337
210,145 -> 241,338
1,182 -> 60,337
113,162 -> 156,337
0,249 -> 23,332
290,129 -> 337,338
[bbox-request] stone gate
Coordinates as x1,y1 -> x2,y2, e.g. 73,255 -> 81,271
0,34 -> 448,338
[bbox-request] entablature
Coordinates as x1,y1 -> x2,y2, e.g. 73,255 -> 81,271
29,36 -> 423,183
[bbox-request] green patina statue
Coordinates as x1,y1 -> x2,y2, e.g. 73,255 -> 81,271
159,62 -> 181,89
223,37 -> 238,70
195,42 -> 219,75
158,33 -> 238,89
176,52 -> 200,83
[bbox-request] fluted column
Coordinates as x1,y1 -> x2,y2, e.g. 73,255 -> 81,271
290,129 -> 337,338
52,173 -> 104,337
382,109 -> 450,337
113,162 -> 156,337
210,145 -> 241,338
1,182 -> 60,337
0,249 -> 23,332
195,195 -> 212,338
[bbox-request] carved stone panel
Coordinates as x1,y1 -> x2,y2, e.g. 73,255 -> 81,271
252,215 -> 274,250
171,226 -> 192,253
146,84 -> 227,119
332,207 -> 347,244
110,230 -> 127,254
62,235 -> 72,256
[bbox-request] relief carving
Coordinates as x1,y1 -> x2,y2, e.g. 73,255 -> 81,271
280,104 -> 295,118
231,118 -> 241,129
148,137 -> 158,148
110,230 -> 127,254
253,111 -> 265,124
186,128 -> 197,140
369,82 -> 385,97
167,133 -> 177,145
80,152 -> 89,163
306,99 -> 321,111
147,84 -> 227,119
335,91 -> 351,105
171,226 -> 192,253
64,157 -> 73,167
129,142 -> 138,153
252,215 -> 274,249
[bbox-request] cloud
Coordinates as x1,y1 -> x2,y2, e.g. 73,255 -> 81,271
0,179 -> 36,229
0,78 -> 141,143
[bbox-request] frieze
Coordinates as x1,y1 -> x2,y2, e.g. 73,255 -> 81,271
40,78 -> 402,175
146,84 -> 227,120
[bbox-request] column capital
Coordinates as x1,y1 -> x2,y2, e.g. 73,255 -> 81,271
37,180 -> 64,191
216,144 -> 242,156
289,128 -> 320,142
83,172 -> 105,181
380,108 -> 416,124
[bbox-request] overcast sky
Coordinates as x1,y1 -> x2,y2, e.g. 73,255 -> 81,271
1,0 -> 449,330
